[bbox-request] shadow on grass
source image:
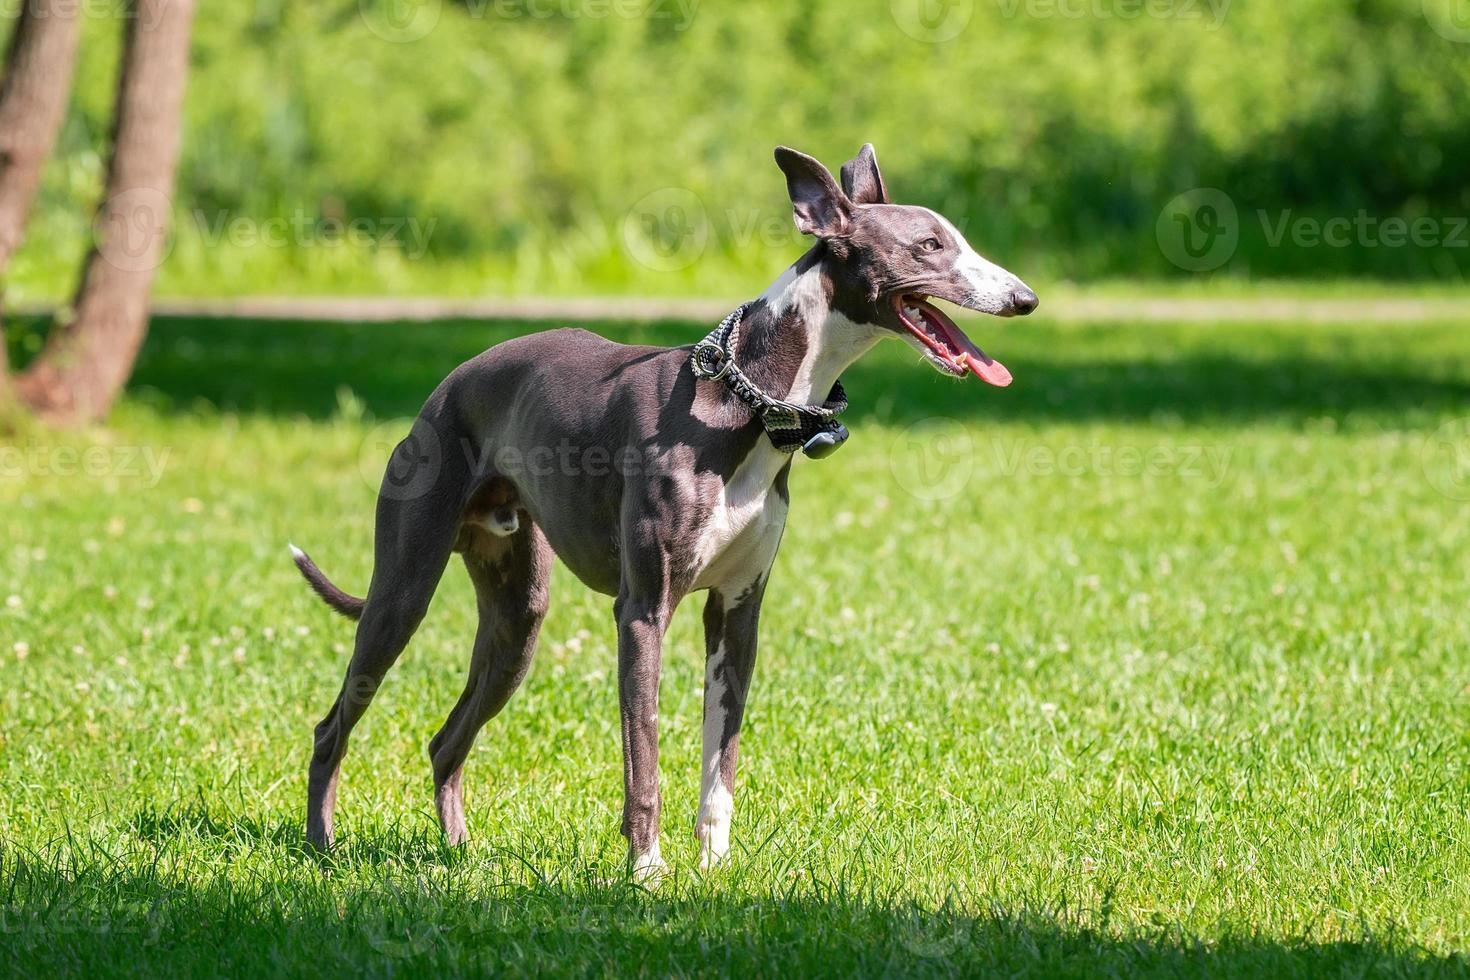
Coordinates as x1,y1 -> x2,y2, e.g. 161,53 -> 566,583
0,830 -> 1461,979
127,803 -> 472,871
11,314 -> 1466,427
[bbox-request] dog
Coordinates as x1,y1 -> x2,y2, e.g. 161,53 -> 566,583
290,144 -> 1037,878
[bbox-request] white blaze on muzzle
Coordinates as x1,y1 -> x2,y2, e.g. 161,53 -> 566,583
924,208 -> 1028,315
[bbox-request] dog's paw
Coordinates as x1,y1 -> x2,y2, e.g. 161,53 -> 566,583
697,844 -> 728,871
630,843 -> 670,885
696,788 -> 733,870
696,823 -> 730,871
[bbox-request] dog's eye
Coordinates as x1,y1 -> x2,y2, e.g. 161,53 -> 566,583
919,238 -> 942,253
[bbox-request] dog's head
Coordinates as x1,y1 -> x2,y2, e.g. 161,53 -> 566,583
775,144 -> 1036,386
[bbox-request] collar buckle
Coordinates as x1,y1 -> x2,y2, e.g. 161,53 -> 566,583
691,339 -> 731,381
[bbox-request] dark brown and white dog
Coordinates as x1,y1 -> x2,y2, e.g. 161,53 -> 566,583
290,145 -> 1036,878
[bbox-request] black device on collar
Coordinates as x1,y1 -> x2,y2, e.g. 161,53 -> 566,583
689,304 -> 850,459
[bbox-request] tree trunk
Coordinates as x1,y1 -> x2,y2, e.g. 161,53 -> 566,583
17,0 -> 195,425
0,0 -> 82,381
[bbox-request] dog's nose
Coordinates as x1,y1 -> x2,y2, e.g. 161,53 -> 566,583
1010,287 -> 1039,316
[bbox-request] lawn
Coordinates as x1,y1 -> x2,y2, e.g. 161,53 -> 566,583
2,311 -> 1469,976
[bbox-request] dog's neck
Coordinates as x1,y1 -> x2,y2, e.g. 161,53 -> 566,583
732,252 -> 882,406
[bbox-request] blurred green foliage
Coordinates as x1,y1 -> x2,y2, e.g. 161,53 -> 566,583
5,0 -> 1469,298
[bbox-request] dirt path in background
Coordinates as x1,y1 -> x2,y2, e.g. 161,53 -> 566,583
14,295 -> 1470,324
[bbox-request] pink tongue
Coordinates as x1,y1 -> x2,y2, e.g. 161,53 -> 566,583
965,352 -> 1012,387
917,301 -> 1014,388
938,315 -> 1012,387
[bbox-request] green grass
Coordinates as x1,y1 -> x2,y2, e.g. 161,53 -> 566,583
3,311 -> 1469,976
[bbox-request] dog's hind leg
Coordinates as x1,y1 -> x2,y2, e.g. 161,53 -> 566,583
306,421 -> 464,851
429,522 -> 552,846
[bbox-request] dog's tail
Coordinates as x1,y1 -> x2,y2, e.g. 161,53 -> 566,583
289,544 -> 365,621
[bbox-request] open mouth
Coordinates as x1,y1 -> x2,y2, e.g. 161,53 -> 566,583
894,295 -> 1012,387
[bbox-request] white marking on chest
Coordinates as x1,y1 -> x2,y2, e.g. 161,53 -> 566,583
691,450 -> 789,593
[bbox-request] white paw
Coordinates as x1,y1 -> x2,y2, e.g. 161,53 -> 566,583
696,829 -> 729,871
695,816 -> 731,870
631,842 -> 669,884
696,786 -> 733,870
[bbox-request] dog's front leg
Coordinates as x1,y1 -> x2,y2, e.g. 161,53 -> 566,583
615,592 -> 671,881
697,577 -> 766,869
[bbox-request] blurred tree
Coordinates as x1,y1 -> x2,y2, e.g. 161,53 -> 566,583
12,0 -> 195,425
0,0 -> 81,383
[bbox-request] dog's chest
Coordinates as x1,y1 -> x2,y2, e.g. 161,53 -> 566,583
690,451 -> 790,593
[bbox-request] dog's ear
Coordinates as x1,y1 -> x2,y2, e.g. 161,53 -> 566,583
840,144 -> 889,206
774,146 -> 852,238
